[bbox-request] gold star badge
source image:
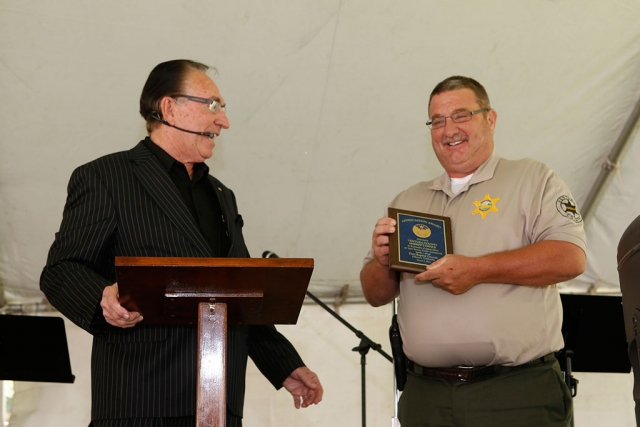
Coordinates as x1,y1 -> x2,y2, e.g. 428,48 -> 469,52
472,194 -> 500,219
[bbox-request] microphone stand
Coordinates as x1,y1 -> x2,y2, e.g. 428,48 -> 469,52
261,251 -> 392,426
305,290 -> 392,427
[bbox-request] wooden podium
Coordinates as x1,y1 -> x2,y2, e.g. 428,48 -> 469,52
115,256 -> 314,427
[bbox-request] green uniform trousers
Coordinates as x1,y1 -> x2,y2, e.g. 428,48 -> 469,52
398,355 -> 572,427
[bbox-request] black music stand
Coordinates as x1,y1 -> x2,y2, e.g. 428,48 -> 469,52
0,314 -> 75,383
556,293 -> 630,399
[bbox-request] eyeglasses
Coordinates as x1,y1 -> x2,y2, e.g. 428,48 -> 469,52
426,108 -> 488,129
174,94 -> 226,114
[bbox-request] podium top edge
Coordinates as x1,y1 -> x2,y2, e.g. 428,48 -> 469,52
115,256 -> 314,268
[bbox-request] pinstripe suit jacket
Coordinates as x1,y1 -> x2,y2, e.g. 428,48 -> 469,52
40,139 -> 304,421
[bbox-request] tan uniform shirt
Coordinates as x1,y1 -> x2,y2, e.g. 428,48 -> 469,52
364,154 -> 586,367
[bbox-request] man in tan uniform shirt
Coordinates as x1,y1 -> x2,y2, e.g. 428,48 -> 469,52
361,76 -> 586,427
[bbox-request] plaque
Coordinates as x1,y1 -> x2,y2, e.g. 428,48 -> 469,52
388,207 -> 453,274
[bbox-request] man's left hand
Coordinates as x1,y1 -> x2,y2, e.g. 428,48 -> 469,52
415,255 -> 477,295
282,366 -> 323,409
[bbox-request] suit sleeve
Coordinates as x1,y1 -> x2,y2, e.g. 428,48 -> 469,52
40,164 -> 116,334
248,324 -> 305,389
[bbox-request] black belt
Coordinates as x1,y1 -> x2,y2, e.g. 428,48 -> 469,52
407,354 -> 554,384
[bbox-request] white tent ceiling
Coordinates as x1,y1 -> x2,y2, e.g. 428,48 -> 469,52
1,1 -> 639,306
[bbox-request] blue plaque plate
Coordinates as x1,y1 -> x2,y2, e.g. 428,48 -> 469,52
388,208 -> 453,273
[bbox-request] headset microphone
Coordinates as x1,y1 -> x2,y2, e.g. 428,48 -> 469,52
150,113 -> 215,138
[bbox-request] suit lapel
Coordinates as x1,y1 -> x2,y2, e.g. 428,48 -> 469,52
128,141 -> 213,257
208,176 -> 236,249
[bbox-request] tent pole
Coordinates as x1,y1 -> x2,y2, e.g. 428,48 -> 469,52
580,95 -> 640,221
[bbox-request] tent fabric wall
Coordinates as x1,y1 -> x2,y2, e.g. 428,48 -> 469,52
1,1 -> 640,303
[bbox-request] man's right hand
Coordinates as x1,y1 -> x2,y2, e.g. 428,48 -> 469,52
100,283 -> 143,328
371,217 -> 397,267
360,217 -> 401,307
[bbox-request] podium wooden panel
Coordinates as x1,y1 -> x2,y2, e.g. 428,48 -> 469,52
115,256 -> 314,427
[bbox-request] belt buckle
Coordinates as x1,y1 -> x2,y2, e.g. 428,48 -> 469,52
456,365 -> 475,382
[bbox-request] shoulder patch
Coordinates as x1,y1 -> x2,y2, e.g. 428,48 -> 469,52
556,196 -> 583,223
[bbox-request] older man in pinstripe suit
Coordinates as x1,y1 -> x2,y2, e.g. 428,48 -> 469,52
41,59 -> 323,427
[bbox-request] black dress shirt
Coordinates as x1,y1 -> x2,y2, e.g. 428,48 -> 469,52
144,137 -> 230,256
